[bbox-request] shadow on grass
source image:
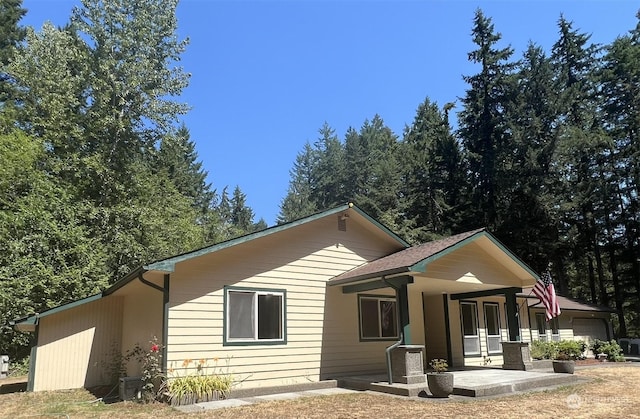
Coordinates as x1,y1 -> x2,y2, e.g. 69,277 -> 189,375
87,384 -> 121,404
0,380 -> 27,394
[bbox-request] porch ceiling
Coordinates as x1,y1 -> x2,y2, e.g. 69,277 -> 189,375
409,274 -> 516,296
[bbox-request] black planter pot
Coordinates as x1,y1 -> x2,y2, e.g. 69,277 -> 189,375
426,372 -> 454,397
552,360 -> 575,374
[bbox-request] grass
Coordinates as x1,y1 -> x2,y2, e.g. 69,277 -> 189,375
1,366 -> 639,418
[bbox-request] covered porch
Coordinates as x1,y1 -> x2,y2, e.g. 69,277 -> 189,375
328,228 -> 539,381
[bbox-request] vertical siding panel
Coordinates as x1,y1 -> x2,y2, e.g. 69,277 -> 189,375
33,296 -> 123,391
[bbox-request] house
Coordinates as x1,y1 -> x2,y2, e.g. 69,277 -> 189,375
525,289 -> 614,349
10,203 -> 607,393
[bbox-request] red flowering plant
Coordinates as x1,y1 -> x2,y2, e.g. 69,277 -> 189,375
140,337 -> 164,401
123,336 -> 164,402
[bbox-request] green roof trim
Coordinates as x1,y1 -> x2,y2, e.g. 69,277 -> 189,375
144,203 -> 408,272
11,293 -> 103,330
411,230 -> 539,280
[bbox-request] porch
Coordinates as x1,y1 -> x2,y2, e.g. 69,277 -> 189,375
335,366 -> 586,397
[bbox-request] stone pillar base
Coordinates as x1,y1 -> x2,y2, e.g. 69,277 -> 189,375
391,345 -> 426,384
501,341 -> 533,370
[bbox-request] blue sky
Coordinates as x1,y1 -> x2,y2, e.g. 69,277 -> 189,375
22,1 -> 639,225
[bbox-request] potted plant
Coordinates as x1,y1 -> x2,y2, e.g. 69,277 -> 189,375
552,340 -> 584,374
426,358 -> 454,398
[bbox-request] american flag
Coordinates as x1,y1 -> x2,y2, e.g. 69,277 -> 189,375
532,270 -> 561,321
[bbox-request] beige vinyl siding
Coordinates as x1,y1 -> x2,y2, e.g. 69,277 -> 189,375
33,296 -> 123,391
529,308 -> 606,342
119,279 -> 164,376
424,241 -> 526,289
166,215 -> 402,389
423,294 -> 448,363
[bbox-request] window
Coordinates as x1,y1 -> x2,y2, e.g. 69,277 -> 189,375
550,317 -> 560,341
535,312 -> 547,341
461,302 -> 480,355
484,303 -> 501,354
359,295 -> 398,340
225,287 -> 285,345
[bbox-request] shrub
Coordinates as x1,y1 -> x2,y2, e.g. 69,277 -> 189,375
530,340 -> 555,360
121,337 -> 165,402
8,356 -> 29,377
591,339 -> 625,362
530,340 -> 586,360
554,340 -> 585,360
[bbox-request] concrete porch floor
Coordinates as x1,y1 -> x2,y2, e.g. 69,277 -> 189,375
335,367 -> 587,398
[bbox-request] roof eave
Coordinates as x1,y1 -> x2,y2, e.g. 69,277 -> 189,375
328,267 -> 412,287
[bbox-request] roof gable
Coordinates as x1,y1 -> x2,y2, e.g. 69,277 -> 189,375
330,228 -> 539,286
145,203 -> 408,272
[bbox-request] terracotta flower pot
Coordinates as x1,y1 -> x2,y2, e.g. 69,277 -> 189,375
427,372 -> 454,397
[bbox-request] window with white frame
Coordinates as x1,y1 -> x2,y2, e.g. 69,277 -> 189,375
484,303 -> 501,354
535,312 -> 547,341
359,295 -> 398,340
461,301 -> 481,355
225,287 -> 285,344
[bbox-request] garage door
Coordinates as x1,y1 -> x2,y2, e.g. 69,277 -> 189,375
573,318 -> 609,347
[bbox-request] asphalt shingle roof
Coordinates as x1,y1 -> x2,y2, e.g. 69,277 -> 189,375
330,227 -> 486,284
523,287 -> 615,312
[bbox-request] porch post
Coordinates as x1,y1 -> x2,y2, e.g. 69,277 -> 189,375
398,283 -> 411,344
505,290 -> 519,341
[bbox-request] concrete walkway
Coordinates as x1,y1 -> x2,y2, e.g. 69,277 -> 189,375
174,368 -> 586,412
174,387 -> 359,413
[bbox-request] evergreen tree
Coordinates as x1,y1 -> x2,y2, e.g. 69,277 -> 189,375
496,43 -> 559,273
0,0 -> 26,106
313,122 -> 346,210
231,185 -> 254,234
457,9 -> 517,229
344,115 -> 402,230
599,13 -> 640,335
550,15 -> 609,302
278,142 -> 319,223
157,124 -> 215,214
401,98 -> 464,243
